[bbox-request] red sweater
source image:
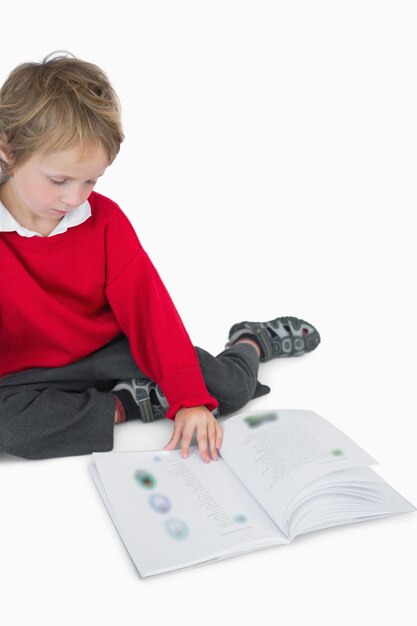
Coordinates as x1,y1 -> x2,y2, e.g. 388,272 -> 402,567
0,190 -> 218,419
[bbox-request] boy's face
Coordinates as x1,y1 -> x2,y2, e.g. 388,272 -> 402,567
0,143 -> 109,223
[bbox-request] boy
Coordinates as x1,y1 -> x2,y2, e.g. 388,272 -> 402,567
0,51 -> 320,462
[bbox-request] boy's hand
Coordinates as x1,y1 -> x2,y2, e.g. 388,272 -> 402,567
163,405 -> 223,463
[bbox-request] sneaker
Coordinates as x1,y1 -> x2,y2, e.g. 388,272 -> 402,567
225,316 -> 321,362
112,377 -> 169,423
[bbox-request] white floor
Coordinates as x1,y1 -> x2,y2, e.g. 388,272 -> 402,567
1,3 -> 417,625
2,304 -> 416,626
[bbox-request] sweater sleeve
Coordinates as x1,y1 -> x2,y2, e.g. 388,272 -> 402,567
103,208 -> 218,420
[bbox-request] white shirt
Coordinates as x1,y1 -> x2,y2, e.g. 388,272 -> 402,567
0,171 -> 91,237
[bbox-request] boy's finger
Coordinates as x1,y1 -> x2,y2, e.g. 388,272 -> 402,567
208,422 -> 218,461
196,427 -> 210,463
180,428 -> 194,459
215,422 -> 223,450
163,423 -> 183,450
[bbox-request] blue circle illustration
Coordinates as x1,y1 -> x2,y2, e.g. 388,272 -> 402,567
148,493 -> 172,514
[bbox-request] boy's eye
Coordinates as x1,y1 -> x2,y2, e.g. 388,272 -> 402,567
50,179 -> 97,186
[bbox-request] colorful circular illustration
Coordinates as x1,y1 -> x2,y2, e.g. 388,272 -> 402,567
148,493 -> 172,514
164,518 -> 189,540
244,412 -> 278,428
133,469 -> 156,489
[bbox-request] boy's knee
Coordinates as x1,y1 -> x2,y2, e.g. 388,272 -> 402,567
209,377 -> 270,417
215,383 -> 255,416
0,389 -> 47,459
0,420 -> 27,459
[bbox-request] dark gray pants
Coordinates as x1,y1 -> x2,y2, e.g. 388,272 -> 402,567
0,335 -> 268,460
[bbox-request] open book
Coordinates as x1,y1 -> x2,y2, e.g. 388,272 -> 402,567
90,409 -> 415,577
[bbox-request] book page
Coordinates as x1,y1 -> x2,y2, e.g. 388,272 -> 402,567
220,409 -> 377,531
91,446 -> 288,577
285,466 -> 416,537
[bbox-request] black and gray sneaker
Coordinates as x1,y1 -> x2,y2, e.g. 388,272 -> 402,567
112,377 -> 169,423
225,316 -> 321,362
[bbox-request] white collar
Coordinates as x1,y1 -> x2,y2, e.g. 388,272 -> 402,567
0,172 -> 91,237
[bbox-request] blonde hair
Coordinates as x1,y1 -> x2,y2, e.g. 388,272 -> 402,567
0,50 -> 124,176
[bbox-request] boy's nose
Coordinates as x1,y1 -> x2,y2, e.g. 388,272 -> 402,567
61,190 -> 88,208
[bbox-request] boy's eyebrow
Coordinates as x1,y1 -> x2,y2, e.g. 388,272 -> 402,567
48,173 -> 105,179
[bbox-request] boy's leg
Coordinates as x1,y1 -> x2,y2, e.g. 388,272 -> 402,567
0,335 -> 263,459
0,316 -> 320,459
195,342 -> 269,415
195,314 -> 320,413
112,340 -> 269,421
0,383 -> 116,460
0,335 -> 144,460
114,315 -> 321,421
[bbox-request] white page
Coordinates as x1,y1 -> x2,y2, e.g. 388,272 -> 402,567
220,409 -> 378,531
284,468 -> 386,523
91,446 -> 288,577
288,467 -> 416,537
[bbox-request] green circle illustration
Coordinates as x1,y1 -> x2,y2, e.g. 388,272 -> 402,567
133,469 -> 157,489
165,518 -> 189,540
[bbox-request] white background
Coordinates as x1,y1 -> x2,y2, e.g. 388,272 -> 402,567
1,1 -> 416,624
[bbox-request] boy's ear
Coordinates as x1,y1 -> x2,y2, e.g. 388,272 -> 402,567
0,150 -> 10,163
0,138 -> 13,163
